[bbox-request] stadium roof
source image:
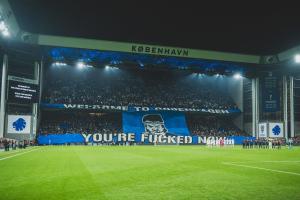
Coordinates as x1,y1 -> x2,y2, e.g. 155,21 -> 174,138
1,0 -> 300,65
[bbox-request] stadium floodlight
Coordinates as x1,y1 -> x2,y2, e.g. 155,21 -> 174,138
295,54 -> 300,63
0,21 -> 5,30
52,62 -> 67,67
139,63 -> 144,68
77,62 -> 85,69
0,20 -> 10,37
233,73 -> 242,79
76,61 -> 93,69
2,30 -> 10,37
105,65 -> 119,70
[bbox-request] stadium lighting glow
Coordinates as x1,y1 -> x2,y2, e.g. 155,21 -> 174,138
233,73 -> 242,79
2,30 -> 10,37
52,61 -> 67,67
0,21 -> 5,30
77,62 -> 93,69
0,20 -> 10,37
77,62 -> 85,69
105,65 -> 119,70
295,54 -> 300,63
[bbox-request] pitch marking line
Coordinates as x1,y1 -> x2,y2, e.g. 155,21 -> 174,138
222,162 -> 300,176
226,161 -> 300,164
261,161 -> 300,163
0,147 -> 40,161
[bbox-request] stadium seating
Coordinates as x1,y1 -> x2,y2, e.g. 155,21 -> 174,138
42,67 -> 237,110
39,112 -> 122,135
38,112 -> 247,137
186,115 -> 248,137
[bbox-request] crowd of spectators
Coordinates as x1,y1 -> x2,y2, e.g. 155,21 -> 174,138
39,112 -> 246,137
43,68 -> 237,110
187,115 -> 248,137
39,112 -> 122,135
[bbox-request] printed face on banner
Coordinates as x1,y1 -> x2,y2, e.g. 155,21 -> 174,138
123,111 -> 190,137
142,114 -> 168,135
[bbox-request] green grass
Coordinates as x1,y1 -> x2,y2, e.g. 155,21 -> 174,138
0,145 -> 300,200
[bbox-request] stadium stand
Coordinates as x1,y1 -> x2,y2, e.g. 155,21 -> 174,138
186,115 -> 248,137
38,111 -> 247,137
39,112 -> 122,135
42,67 -> 237,110
37,66 -> 245,137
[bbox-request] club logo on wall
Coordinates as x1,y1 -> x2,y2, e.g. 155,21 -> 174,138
272,125 -> 281,136
13,118 -> 26,131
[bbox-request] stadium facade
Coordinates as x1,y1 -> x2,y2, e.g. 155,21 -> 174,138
1,0 -> 300,144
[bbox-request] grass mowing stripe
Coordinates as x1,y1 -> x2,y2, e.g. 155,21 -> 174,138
1,146 -> 299,200
222,162 -> 300,176
0,147 -> 40,161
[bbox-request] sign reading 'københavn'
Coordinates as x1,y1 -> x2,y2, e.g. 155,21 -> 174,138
132,45 -> 189,57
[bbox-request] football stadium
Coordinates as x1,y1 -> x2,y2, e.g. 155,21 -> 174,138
1,1 -> 300,200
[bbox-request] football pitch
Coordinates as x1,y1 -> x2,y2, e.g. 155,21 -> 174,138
0,145 -> 299,200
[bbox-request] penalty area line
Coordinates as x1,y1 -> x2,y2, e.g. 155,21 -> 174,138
0,147 -> 41,161
222,162 -> 300,176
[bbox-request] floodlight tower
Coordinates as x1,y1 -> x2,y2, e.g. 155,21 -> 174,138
0,0 -> 41,140
295,54 -> 300,63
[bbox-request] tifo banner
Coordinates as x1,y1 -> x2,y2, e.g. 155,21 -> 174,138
38,133 -> 84,144
261,72 -> 280,112
122,111 -> 190,142
37,133 -> 255,145
7,115 -> 31,134
41,103 -> 241,114
258,123 -> 267,138
269,122 -> 284,138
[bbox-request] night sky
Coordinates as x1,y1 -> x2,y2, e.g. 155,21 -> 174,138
8,0 -> 300,55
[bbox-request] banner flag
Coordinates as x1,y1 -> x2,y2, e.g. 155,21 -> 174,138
258,123 -> 267,138
268,122 -> 284,138
261,72 -> 280,112
41,103 -> 241,114
7,115 -> 31,134
123,111 -> 190,142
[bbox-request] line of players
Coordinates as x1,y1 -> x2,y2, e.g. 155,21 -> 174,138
242,139 -> 282,149
0,138 -> 30,151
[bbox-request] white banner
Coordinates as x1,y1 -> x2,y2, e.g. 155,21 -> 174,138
258,123 -> 267,138
7,115 -> 31,134
268,122 -> 284,138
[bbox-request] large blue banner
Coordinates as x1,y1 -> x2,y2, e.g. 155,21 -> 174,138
261,72 -> 280,112
123,111 -> 190,142
37,134 -> 255,145
38,133 -> 84,144
40,103 -> 241,114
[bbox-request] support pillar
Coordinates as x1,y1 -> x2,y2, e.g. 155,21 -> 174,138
30,61 -> 40,140
283,76 -> 288,140
252,78 -> 259,137
290,76 -> 295,138
0,54 -> 8,138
